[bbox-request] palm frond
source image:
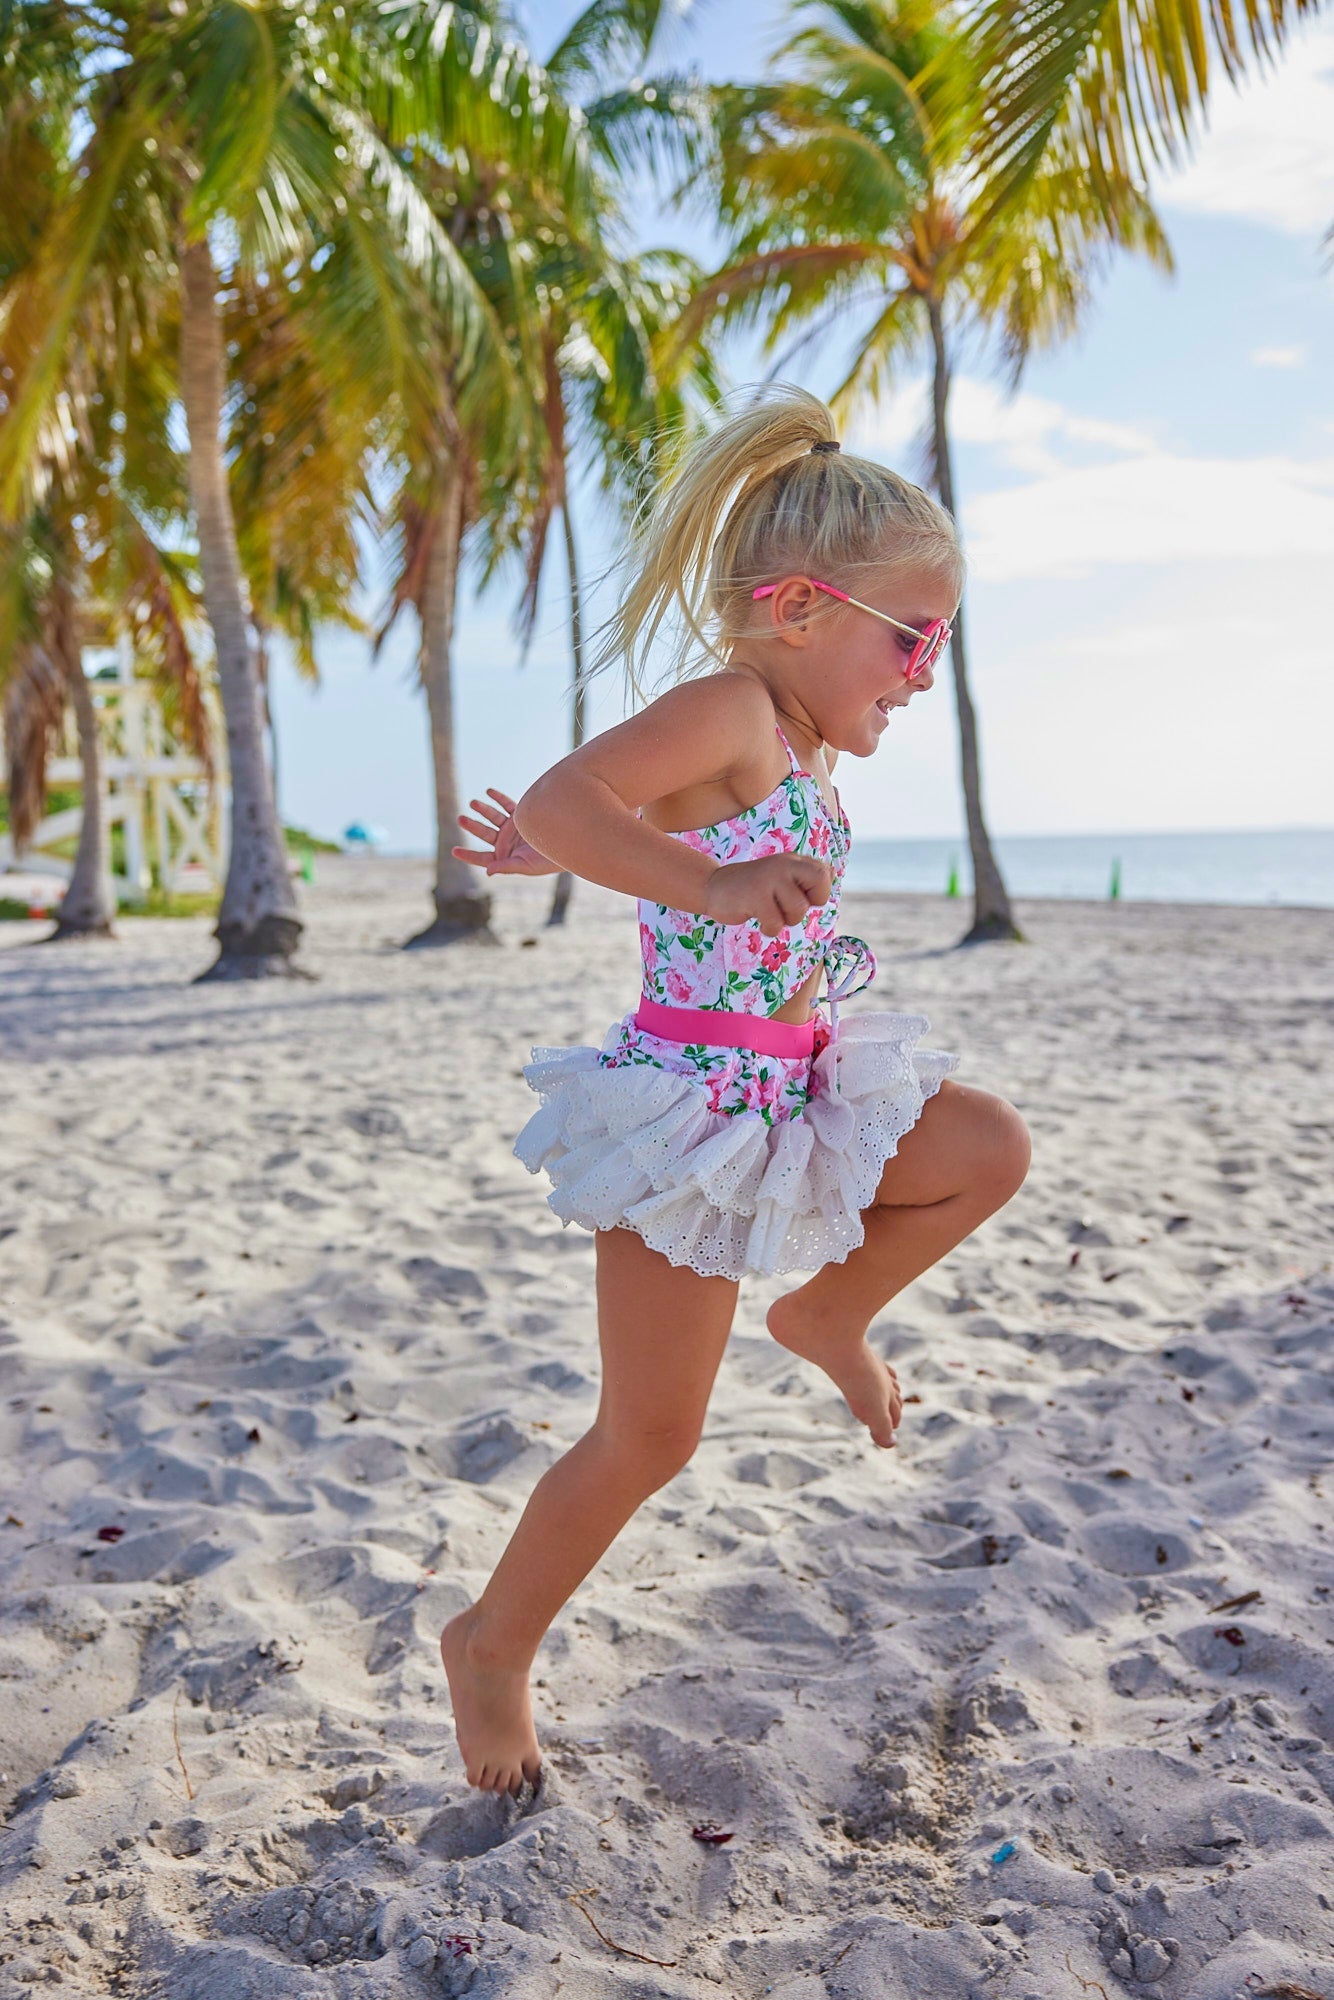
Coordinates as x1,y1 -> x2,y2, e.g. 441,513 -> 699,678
0,100 -> 142,518
357,2 -> 602,239
669,238 -> 890,357
959,0 -> 1321,220
163,0 -> 280,226
545,0 -> 673,89
583,72 -> 714,182
2,639 -> 65,848
962,152 -> 1172,378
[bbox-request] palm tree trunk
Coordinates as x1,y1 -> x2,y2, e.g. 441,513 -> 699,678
51,599 -> 115,939
546,498 -> 586,928
407,460 -> 496,947
178,237 -> 303,979
256,622 -> 280,807
926,295 -> 1022,945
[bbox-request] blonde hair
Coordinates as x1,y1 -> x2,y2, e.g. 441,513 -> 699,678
591,382 -> 965,694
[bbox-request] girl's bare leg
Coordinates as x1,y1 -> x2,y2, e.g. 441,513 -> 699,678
767,1080 -> 1031,1447
441,1227 -> 739,1794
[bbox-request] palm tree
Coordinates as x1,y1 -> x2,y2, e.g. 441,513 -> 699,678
227,266 -> 376,806
0,493 -> 215,942
504,238 -> 720,924
437,0 -> 720,930
0,43 -> 209,939
1,519 -> 115,936
0,0 -> 549,976
680,0 -> 1172,942
480,230 -> 722,926
370,13 -> 607,949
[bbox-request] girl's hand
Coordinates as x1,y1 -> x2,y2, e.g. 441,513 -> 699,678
703,855 -> 833,938
453,790 -> 561,877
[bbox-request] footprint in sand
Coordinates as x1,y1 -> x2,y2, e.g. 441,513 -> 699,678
732,1448 -> 827,1490
451,1418 -> 532,1485
1081,1518 -> 1194,1576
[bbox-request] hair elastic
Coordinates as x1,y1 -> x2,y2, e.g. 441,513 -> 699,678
810,439 -> 841,454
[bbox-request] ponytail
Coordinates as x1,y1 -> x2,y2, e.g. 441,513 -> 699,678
590,383 -> 964,694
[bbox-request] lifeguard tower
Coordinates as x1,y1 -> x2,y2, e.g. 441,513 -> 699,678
0,645 -> 228,901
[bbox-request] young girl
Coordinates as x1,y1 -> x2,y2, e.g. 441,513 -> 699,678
441,387 -> 1031,1796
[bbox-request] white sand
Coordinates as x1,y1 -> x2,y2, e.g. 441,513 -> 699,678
1,858 -> 1331,1999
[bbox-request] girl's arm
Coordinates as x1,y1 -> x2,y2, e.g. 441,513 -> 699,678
514,676 -> 831,933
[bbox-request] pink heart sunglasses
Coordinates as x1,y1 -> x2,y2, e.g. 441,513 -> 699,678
752,577 -> 952,679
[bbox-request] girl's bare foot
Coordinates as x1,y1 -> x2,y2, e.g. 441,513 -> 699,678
766,1291 -> 902,1448
439,1607 -> 543,1794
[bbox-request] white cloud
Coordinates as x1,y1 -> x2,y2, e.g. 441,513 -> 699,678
850,376 -> 1156,479
1251,344 -> 1307,369
963,450 -> 1334,580
854,373 -> 1334,582
1156,15 -> 1334,235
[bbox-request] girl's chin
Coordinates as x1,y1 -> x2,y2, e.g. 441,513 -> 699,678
823,715 -> 883,756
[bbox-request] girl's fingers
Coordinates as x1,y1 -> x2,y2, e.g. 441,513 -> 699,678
774,886 -> 811,926
486,788 -> 519,813
469,797 -> 508,829
795,862 -> 832,906
450,845 -> 492,869
457,815 -> 500,844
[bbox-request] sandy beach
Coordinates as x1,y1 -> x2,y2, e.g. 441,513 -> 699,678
1,858 -> 1331,1999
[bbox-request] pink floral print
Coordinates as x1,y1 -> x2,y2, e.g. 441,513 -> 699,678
600,728 -> 869,1127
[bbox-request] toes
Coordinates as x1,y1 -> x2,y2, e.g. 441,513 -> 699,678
466,1752 -> 543,1794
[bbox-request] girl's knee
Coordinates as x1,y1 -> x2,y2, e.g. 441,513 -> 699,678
591,1416 -> 701,1490
981,1096 -> 1031,1198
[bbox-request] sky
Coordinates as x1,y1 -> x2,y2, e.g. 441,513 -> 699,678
271,3 -> 1334,851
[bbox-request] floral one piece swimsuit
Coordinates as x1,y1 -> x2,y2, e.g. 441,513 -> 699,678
514,721 -> 958,1280
602,724 -> 876,1123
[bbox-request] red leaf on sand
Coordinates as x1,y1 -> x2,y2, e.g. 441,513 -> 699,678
1214,1626 -> 1246,1647
96,1526 -> 125,1543
691,1823 -> 735,1845
440,1935 -> 473,1958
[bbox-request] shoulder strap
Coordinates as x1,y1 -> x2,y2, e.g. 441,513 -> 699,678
774,723 -> 804,776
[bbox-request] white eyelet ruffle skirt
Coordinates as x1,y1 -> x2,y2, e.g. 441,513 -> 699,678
513,1009 -> 958,1281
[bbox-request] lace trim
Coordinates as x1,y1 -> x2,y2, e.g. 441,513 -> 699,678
515,1013 -> 958,1280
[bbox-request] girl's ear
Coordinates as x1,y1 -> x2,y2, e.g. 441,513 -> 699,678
762,576 -> 819,640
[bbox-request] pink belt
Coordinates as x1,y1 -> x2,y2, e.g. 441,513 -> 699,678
633,994 -> 816,1058
632,936 -> 878,1080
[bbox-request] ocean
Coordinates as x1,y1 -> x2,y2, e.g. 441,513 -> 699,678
842,827 -> 1334,910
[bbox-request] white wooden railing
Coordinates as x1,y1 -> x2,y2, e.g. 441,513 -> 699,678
0,663 -> 227,899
